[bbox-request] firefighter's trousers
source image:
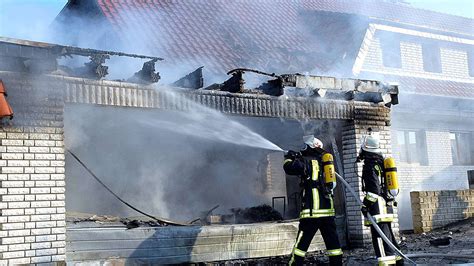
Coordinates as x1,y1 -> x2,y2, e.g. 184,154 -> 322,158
370,222 -> 404,266
289,217 -> 343,266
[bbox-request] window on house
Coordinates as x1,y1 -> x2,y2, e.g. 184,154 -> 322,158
380,36 -> 402,68
450,132 -> 473,165
468,51 -> 474,77
422,43 -> 442,73
395,130 -> 428,165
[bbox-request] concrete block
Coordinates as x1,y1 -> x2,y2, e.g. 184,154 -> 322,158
25,222 -> 36,229
35,208 -> 57,215
31,174 -> 50,180
7,215 -> 30,223
52,254 -> 66,261
36,221 -> 57,228
1,139 -> 24,146
1,236 -> 25,245
34,167 -> 56,174
51,241 -> 66,249
8,201 -> 30,209
31,228 -> 51,235
1,167 -> 24,174
35,180 -> 56,187
30,161 -> 50,167
7,187 -> 29,194
31,187 -> 50,194
51,174 -> 65,180
7,257 -> 30,264
7,229 -> 30,237
1,194 -> 25,202
7,160 -> 29,167
1,153 -> 24,160
35,154 -> 56,160
51,187 -> 65,194
0,223 -> 25,230
7,174 -> 29,181
34,140 -> 56,147
8,243 -> 30,251
36,194 -> 56,201
31,201 -> 51,208
29,147 -> 50,153
32,242 -> 51,249
29,133 -> 50,140
35,235 -> 56,242
31,256 -> 52,263
31,215 -> 51,222
6,147 -> 28,153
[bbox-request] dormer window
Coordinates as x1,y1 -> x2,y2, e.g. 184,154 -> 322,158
380,32 -> 402,68
422,43 -> 442,73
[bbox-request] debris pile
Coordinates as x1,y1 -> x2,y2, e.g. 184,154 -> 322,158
231,204 -> 283,223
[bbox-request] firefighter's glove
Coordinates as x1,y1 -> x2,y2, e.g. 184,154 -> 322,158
361,205 -> 368,217
284,150 -> 299,160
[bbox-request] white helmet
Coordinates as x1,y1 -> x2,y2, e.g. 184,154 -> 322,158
303,135 -> 323,149
361,132 -> 381,155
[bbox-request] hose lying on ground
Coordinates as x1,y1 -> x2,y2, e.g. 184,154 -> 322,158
335,172 -> 417,265
67,149 -> 188,226
406,253 -> 474,260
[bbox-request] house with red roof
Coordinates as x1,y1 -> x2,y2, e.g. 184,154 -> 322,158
55,0 -> 474,231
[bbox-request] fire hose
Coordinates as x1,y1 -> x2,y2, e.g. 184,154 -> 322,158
334,172 -> 417,265
67,149 -> 188,226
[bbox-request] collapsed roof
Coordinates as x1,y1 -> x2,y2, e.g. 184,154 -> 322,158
0,37 -> 399,106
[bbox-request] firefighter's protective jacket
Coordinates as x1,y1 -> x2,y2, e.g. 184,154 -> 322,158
284,150 -> 335,218
361,151 -> 395,225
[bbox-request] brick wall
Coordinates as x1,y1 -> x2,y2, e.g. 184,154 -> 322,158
391,129 -> 472,230
411,189 -> 474,233
362,35 -> 473,81
342,104 -> 397,247
0,72 -> 66,264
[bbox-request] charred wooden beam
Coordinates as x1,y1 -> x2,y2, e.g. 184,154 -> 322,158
257,77 -> 284,96
171,67 -> 204,89
54,45 -> 163,61
71,54 -> 110,80
128,59 -> 161,84
221,70 -> 245,93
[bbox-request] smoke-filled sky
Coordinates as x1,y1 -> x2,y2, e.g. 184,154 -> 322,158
0,0 -> 472,42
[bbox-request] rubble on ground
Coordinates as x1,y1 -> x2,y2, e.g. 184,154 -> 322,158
231,204 -> 284,223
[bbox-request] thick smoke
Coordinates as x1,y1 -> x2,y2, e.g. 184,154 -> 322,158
65,89 -> 295,221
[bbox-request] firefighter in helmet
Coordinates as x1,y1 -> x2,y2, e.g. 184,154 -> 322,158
358,130 -> 403,266
283,135 -> 343,266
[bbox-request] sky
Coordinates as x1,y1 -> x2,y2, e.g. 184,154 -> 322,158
0,0 -> 472,41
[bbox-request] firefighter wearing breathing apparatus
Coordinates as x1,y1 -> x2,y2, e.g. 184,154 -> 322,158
358,130 -> 403,266
283,135 -> 343,266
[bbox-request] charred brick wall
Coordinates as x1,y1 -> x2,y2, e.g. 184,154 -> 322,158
411,189 -> 474,233
342,105 -> 395,247
0,72 -> 65,264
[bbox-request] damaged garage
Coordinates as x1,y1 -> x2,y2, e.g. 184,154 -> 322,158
0,37 -> 400,264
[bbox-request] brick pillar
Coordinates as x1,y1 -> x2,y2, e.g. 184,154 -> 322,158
342,104 -> 396,247
0,73 -> 66,264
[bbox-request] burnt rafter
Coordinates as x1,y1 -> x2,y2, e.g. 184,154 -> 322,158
171,67 -> 204,89
72,54 -> 110,80
221,70 -> 245,93
128,59 -> 161,84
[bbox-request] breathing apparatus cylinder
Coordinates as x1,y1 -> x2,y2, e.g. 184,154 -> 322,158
383,157 -> 399,198
322,153 -> 336,184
